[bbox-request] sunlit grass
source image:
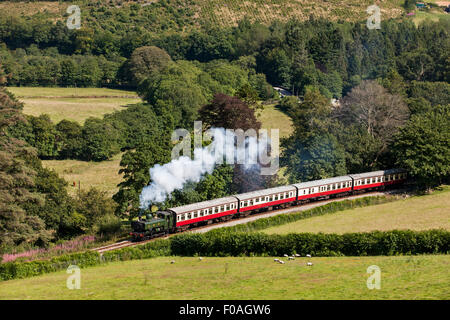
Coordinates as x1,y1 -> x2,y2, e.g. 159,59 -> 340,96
263,186 -> 450,235
42,153 -> 124,197
0,255 -> 448,300
7,87 -> 141,124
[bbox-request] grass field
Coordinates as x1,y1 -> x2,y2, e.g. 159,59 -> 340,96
257,104 -> 294,139
410,9 -> 450,25
8,87 -> 141,124
42,153 -> 124,197
0,255 -> 448,300
263,187 -> 450,235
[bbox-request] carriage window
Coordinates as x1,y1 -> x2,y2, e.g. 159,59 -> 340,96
249,200 -> 253,206
193,212 -> 198,218
187,213 -> 192,219
199,210 -> 204,217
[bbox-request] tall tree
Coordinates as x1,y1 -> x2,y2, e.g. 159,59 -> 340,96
199,93 -> 261,132
129,46 -> 172,85
282,87 -> 346,182
0,75 -> 53,251
393,104 -> 450,189
336,80 -> 409,156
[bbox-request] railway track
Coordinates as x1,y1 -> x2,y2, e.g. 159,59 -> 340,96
91,188 -> 410,254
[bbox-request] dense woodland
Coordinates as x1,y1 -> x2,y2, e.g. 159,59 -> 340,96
0,3 -> 449,254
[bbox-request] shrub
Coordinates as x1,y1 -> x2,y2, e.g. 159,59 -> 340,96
95,214 -> 123,238
169,230 -> 450,257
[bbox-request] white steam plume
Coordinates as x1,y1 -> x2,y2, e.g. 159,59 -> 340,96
139,128 -> 268,209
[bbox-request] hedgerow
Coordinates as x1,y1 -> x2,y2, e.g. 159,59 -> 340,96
170,230 -> 450,257
1,230 -> 449,281
0,240 -> 171,281
0,251 -> 100,281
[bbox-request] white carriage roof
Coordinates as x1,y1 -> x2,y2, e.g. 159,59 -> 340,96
169,196 -> 238,214
292,175 -> 352,189
234,185 -> 297,201
349,168 -> 406,180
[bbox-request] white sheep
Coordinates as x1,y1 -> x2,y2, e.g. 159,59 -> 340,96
307,262 -> 313,266
283,254 -> 288,257
171,260 -> 175,264
279,260 -> 285,264
306,254 -> 312,258
295,254 -> 301,257
199,257 -> 203,261
288,257 -> 295,260
274,258 -> 280,262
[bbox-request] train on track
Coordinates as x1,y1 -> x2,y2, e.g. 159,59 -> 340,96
130,168 -> 407,241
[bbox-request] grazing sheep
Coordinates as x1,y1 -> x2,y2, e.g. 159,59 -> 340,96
288,257 -> 295,260
295,254 -> 301,257
306,254 -> 312,258
307,262 -> 313,266
199,257 -> 203,261
283,254 -> 288,257
279,260 -> 285,264
274,258 -> 280,262
171,260 -> 175,264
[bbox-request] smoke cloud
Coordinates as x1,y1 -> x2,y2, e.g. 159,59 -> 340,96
139,128 -> 269,209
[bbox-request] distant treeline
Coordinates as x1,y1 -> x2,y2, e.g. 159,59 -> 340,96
0,14 -> 448,93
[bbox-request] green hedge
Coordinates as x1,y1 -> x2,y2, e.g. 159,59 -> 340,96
170,230 -> 450,257
208,196 -> 397,234
0,240 -> 171,281
0,251 -> 100,281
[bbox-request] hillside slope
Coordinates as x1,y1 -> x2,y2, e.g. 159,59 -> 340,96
0,0 -> 406,32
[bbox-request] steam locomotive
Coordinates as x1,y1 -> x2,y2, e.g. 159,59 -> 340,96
130,168 -> 407,241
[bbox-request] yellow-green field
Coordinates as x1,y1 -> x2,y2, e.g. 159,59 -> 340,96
264,187 -> 450,235
26,89 -> 293,196
258,104 -> 294,139
0,255 -> 448,300
42,153 -> 124,197
8,87 -> 141,124
411,9 -> 450,25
